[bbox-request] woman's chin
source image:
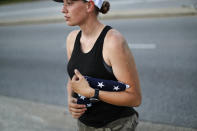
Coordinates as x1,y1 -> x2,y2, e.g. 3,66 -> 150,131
66,22 -> 76,26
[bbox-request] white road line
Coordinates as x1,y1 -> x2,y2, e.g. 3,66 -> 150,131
128,43 -> 156,49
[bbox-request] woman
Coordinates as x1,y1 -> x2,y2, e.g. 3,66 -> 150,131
55,0 -> 142,130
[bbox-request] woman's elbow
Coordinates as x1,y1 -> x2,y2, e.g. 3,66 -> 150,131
134,94 -> 142,107
126,86 -> 142,107
128,93 -> 142,107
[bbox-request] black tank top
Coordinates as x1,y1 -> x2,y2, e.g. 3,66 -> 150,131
67,25 -> 137,128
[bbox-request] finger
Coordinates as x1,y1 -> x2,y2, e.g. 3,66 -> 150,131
69,98 -> 86,108
72,112 -> 84,116
72,115 -> 80,119
71,111 -> 85,117
71,75 -> 79,82
69,99 -> 86,108
70,107 -> 87,113
72,113 -> 83,119
71,98 -> 77,103
74,69 -> 83,79
69,102 -> 86,109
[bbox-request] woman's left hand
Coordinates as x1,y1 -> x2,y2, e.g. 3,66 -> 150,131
71,69 -> 94,98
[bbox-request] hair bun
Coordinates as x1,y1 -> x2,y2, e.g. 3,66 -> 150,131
99,1 -> 110,14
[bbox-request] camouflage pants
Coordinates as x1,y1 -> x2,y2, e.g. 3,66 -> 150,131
77,114 -> 138,131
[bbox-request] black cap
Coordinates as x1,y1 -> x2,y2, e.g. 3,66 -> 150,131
53,0 -> 63,2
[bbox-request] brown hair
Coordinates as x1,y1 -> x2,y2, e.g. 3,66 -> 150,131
95,1 -> 110,15
99,1 -> 110,14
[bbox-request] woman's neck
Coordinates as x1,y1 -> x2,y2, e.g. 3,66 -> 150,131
79,18 -> 104,38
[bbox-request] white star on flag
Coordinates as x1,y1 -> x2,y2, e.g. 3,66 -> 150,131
113,86 -> 120,91
97,82 -> 104,88
87,103 -> 92,107
80,95 -> 86,100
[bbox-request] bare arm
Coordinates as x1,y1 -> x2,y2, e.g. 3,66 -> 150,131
99,29 -> 141,107
66,31 -> 75,101
66,79 -> 72,102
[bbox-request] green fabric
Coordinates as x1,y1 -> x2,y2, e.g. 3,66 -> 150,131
77,114 -> 138,131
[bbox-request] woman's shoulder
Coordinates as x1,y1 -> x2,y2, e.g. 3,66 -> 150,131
105,28 -> 127,51
66,30 -> 80,49
66,30 -> 80,58
103,28 -> 130,66
67,30 -> 80,44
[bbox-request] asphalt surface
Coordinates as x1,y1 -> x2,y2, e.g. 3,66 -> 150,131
0,0 -> 197,25
1,95 -> 196,131
0,0 -> 197,130
1,16 -> 197,129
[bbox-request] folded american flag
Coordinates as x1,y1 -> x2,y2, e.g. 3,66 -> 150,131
77,76 -> 130,107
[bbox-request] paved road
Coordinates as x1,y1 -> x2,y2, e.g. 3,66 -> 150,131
0,16 -> 197,128
0,0 -> 196,23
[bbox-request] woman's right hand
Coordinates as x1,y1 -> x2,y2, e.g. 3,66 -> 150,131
68,97 -> 87,119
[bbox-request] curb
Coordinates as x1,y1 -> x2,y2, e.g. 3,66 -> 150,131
101,7 -> 197,19
0,7 -> 197,26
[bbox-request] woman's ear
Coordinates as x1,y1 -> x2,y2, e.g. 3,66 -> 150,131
86,1 -> 95,13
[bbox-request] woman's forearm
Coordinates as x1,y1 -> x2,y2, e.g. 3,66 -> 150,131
67,79 -> 73,101
99,89 -> 141,107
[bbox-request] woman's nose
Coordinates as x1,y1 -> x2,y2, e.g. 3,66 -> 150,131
61,5 -> 68,14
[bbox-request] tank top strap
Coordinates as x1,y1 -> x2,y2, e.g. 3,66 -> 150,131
73,30 -> 82,53
92,25 -> 112,55
96,25 -> 112,45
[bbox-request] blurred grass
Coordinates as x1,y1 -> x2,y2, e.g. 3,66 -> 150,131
0,0 -> 40,5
